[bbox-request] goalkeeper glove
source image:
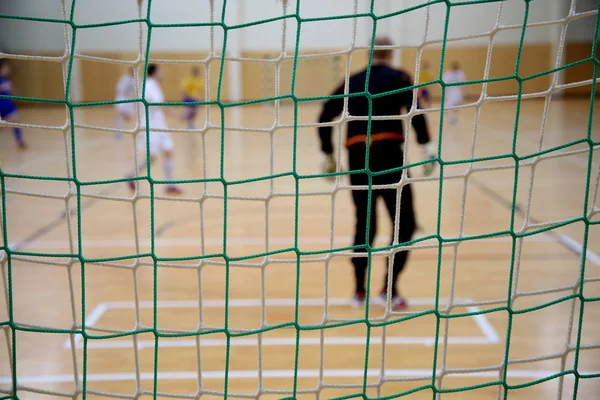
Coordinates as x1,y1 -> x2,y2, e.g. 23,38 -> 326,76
421,142 -> 437,176
322,154 -> 337,180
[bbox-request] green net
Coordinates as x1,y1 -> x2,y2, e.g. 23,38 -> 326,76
1,0 -> 600,399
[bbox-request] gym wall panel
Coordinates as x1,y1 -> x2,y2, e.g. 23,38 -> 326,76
563,42 -> 599,96
78,53 -> 230,103
6,55 -> 66,102
400,44 -> 554,99
5,44 -> 596,105
240,50 -> 370,102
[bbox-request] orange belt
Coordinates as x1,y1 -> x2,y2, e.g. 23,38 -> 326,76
345,132 -> 405,148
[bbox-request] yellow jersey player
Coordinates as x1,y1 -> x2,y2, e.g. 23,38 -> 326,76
180,66 -> 204,129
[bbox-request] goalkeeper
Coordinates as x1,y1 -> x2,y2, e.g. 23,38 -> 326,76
317,36 -> 436,311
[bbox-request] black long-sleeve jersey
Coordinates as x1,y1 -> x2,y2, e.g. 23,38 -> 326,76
318,64 -> 430,154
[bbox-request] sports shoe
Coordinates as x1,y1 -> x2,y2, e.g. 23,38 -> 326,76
165,185 -> 183,195
376,290 -> 408,311
350,291 -> 366,308
127,178 -> 136,192
390,295 -> 407,311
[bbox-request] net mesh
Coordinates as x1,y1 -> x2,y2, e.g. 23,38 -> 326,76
1,0 -> 600,399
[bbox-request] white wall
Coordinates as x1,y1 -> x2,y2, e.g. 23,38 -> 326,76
74,0 -> 225,53
241,0 -> 373,51
73,0 -> 373,53
396,0 -> 558,47
0,0 -> 68,52
74,0 -> 142,52
566,0 -> 600,42
1,0 -> 582,53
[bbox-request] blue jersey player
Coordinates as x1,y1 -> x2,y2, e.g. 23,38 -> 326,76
0,60 -> 26,149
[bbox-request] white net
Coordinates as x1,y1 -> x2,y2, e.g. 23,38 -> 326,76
1,0 -> 599,399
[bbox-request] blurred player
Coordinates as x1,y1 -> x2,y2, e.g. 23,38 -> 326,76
418,60 -> 433,108
442,61 -> 466,126
317,37 -> 437,311
180,65 -> 204,130
114,66 -> 136,140
127,64 -> 182,194
0,60 -> 26,150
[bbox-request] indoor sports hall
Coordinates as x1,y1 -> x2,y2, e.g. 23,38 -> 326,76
1,0 -> 599,399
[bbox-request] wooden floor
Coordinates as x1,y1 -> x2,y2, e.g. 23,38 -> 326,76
1,98 -> 600,399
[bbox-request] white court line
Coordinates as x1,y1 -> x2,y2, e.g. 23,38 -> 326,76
103,297 -> 475,309
455,112 -> 600,170
64,298 -> 500,349
84,303 -> 107,328
66,303 -> 107,349
554,233 -> 600,267
2,369 -> 598,384
75,336 -> 494,350
458,116 -> 600,267
452,114 -> 600,267
14,233 -> 555,250
466,306 -> 501,343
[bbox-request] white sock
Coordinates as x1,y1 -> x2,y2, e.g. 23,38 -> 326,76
127,159 -> 146,179
163,158 -> 174,182
115,115 -> 124,139
447,111 -> 456,125
138,159 -> 148,173
115,115 -> 124,130
131,152 -> 155,174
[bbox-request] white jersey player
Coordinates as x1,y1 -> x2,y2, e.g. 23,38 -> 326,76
127,64 -> 182,195
442,62 -> 466,126
114,66 -> 136,139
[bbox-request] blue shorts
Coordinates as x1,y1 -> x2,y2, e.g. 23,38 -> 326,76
419,88 -> 431,100
183,96 -> 200,110
0,99 -> 16,119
